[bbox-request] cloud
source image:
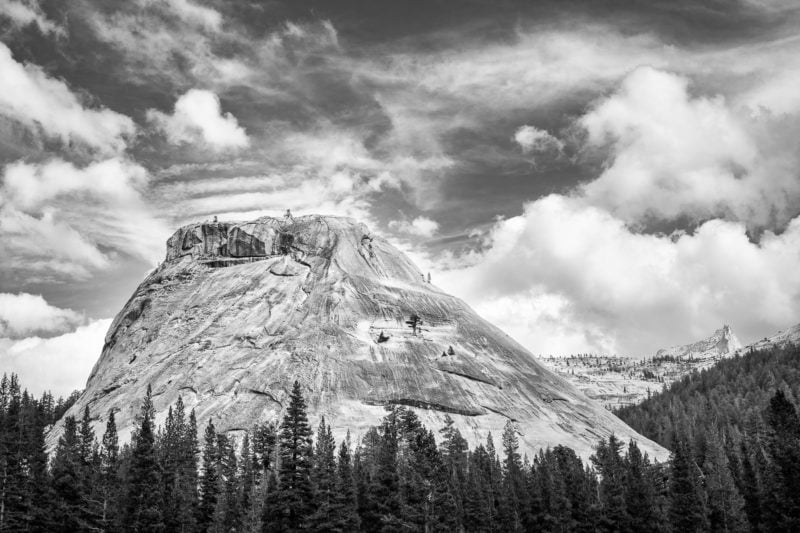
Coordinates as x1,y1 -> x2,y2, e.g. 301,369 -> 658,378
436,66 -> 800,357
0,293 -> 84,338
513,125 -> 563,155
389,216 -> 440,238
0,0 -> 62,35
156,0 -> 221,30
0,318 -> 111,396
0,42 -> 134,154
0,158 -> 168,282
147,89 -> 249,150
578,67 -> 800,228
440,194 -> 800,356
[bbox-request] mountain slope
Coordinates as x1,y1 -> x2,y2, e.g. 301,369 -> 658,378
51,215 -> 665,459
539,325 -> 744,409
614,342 -> 800,450
655,325 -> 742,361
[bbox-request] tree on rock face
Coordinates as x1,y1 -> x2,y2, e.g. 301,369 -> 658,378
265,380 -> 314,532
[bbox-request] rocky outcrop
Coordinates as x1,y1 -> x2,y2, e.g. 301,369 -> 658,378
655,325 -> 742,360
746,322 -> 800,352
50,215 -> 666,460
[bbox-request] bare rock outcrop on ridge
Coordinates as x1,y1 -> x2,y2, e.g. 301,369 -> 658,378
51,215 -> 666,459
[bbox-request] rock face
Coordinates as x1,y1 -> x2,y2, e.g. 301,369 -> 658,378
746,322 -> 800,352
51,215 -> 666,459
655,325 -> 742,361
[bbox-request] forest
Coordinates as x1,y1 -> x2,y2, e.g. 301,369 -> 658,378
2,354 -> 800,532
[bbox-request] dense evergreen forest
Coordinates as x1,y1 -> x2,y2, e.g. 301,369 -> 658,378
2,364 -> 800,532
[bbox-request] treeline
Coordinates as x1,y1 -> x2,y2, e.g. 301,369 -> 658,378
2,372 -> 799,532
616,344 -> 800,531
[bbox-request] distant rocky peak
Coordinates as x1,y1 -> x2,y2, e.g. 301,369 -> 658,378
655,324 -> 742,360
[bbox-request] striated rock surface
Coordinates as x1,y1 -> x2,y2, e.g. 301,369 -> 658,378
51,215 -> 666,459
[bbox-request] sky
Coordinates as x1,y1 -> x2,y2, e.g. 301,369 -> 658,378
2,0 -> 800,395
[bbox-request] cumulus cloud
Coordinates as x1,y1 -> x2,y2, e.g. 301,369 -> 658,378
579,67 -> 800,228
438,66 -> 800,356
389,216 -> 440,238
147,89 -> 249,150
0,318 -> 111,396
0,43 -> 134,154
0,293 -> 84,338
0,158 -> 168,281
513,125 -> 563,155
440,194 -> 800,356
0,0 -> 62,35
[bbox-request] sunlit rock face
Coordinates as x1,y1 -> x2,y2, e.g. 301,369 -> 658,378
51,215 -> 666,459
655,325 -> 743,360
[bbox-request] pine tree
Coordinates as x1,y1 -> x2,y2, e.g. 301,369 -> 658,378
370,407 -> 403,532
124,384 -> 165,532
439,414 -> 468,525
762,389 -> 800,531
703,431 -> 747,533
25,393 -> 53,531
738,440 -> 762,531
214,433 -> 243,532
592,434 -> 629,532
100,410 -> 120,530
668,436 -> 708,533
50,415 -> 85,532
180,408 -> 201,531
198,420 -> 219,532
309,417 -> 337,530
498,421 -> 523,532
624,440 -> 663,532
265,380 -> 314,532
334,432 -> 360,531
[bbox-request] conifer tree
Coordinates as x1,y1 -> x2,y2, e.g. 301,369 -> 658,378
762,389 -> 800,531
266,380 -> 314,532
124,384 -> 164,532
214,433 -> 242,532
703,431 -> 747,533
592,435 -> 629,533
100,410 -> 120,530
498,421 -> 524,532
309,417 -> 337,530
668,436 -> 708,533
198,420 -> 219,531
738,440 -> 762,531
180,408 -> 201,531
370,407 -> 403,532
50,415 -> 85,532
334,432 -> 360,531
624,440 -> 663,532
240,433 -> 258,530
